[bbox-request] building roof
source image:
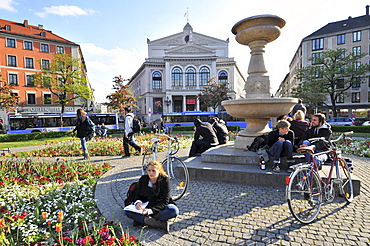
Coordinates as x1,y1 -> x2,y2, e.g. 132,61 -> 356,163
304,14 -> 370,40
0,18 -> 76,45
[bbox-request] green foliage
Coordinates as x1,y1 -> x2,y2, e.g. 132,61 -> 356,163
293,48 -> 370,116
33,54 -> 93,113
0,131 -> 71,142
331,125 -> 370,133
105,75 -> 139,114
198,79 -> 232,113
0,73 -> 19,111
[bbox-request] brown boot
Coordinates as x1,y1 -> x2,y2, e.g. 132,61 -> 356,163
144,217 -> 169,233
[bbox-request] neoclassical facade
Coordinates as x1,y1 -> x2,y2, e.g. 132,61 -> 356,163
128,23 -> 246,124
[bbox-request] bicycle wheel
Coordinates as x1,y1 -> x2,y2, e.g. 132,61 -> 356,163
142,149 -> 154,175
161,157 -> 189,201
286,167 -> 323,224
337,158 -> 353,203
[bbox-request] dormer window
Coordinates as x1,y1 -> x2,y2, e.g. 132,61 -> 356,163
40,32 -> 46,37
5,25 -> 11,31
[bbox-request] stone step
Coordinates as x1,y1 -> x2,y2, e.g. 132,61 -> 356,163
183,144 -> 360,196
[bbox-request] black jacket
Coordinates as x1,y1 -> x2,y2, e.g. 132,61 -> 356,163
133,175 -> 174,215
74,116 -> 88,138
209,119 -> 229,144
193,119 -> 219,145
299,123 -> 332,151
266,129 -> 295,148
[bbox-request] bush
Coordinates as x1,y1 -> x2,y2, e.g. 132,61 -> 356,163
331,125 -> 370,133
0,131 -> 71,142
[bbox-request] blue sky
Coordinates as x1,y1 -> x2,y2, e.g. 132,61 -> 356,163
1,0 -> 369,103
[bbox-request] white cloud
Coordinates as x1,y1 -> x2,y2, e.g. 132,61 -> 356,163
80,43 -> 145,103
0,0 -> 17,11
35,5 -> 96,18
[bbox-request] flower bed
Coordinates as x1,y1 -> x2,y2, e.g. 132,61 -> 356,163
338,138 -> 370,157
15,134 -> 192,157
0,158 -> 142,245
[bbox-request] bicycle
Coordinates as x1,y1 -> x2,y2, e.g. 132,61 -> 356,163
142,134 -> 189,201
285,131 -> 354,224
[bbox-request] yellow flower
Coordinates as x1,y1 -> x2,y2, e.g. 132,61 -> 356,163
41,212 -> 48,219
55,223 -> 62,232
57,211 -> 64,221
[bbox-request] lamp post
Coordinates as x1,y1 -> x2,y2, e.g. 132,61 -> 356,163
164,96 -> 172,112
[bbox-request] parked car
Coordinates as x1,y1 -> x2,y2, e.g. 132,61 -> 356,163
327,117 -> 355,126
362,121 -> 370,126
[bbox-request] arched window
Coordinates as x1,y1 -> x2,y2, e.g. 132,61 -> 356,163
172,67 -> 183,87
152,72 -> 162,89
185,67 -> 196,86
199,66 -> 210,86
218,70 -> 228,83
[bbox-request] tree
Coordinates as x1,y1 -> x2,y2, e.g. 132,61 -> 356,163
197,79 -> 232,114
0,73 -> 19,111
293,48 -> 370,117
105,75 -> 138,114
33,53 -> 93,114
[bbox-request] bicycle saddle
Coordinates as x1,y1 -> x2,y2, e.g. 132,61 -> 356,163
297,145 -> 316,154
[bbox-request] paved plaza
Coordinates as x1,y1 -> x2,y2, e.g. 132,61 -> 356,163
94,148 -> 370,246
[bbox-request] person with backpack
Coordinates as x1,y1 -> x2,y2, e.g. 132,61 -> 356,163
124,160 -> 179,233
72,108 -> 94,159
123,107 -> 142,157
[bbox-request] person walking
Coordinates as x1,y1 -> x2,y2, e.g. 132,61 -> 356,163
72,108 -> 90,159
125,160 -> 179,233
123,107 -> 141,157
189,118 -> 218,157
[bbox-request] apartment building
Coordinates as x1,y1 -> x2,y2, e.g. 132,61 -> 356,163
276,6 -> 370,119
0,18 -> 93,122
128,23 -> 246,124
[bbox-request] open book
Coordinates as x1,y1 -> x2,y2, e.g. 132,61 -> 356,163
124,201 -> 149,214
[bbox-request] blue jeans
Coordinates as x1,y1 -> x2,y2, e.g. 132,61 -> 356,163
80,137 -> 88,152
302,141 -> 328,167
268,140 -> 293,163
125,204 -> 179,224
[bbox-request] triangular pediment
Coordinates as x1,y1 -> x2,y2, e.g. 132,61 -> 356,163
165,43 -> 215,55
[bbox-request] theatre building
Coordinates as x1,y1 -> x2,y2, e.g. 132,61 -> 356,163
128,23 -> 246,124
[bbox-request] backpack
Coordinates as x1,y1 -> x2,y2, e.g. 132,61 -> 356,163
85,117 -> 96,140
247,133 -> 268,152
127,115 -> 141,133
124,181 -> 138,206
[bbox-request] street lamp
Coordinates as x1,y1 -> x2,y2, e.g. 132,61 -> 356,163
164,96 -> 172,112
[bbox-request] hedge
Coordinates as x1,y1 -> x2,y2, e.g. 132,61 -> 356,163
0,131 -> 71,142
331,125 -> 370,133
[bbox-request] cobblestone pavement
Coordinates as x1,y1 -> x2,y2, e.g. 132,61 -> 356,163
94,149 -> 370,246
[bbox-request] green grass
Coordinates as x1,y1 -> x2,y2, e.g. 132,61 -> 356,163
0,136 -> 74,149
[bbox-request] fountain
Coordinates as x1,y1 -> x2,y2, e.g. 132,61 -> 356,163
222,15 -> 298,149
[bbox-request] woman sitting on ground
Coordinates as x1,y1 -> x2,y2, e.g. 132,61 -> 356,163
125,160 -> 179,233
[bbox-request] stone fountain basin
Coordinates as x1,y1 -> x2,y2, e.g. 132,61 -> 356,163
222,98 -> 297,119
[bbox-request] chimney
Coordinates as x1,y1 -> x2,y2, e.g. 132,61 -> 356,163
23,20 -> 28,27
38,24 -> 44,30
366,5 -> 369,15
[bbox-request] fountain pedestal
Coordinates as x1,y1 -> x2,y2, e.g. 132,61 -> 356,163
222,15 -> 297,149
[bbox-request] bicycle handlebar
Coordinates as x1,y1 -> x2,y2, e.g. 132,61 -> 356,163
308,131 -> 353,144
156,134 -> 178,142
